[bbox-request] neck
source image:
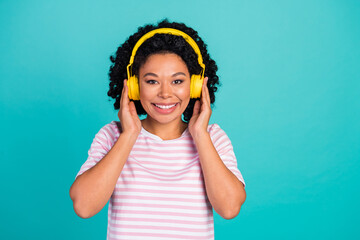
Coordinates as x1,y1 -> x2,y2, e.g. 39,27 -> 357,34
141,118 -> 188,140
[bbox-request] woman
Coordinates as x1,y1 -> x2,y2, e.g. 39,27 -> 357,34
70,19 -> 246,240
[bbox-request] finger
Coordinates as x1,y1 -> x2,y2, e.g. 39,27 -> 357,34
129,101 -> 138,117
120,79 -> 125,104
193,100 -> 201,116
121,79 -> 129,109
202,77 -> 210,105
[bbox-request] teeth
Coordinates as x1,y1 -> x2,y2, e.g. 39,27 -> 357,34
154,103 -> 177,109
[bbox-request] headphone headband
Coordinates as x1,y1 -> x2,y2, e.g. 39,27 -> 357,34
126,28 -> 205,78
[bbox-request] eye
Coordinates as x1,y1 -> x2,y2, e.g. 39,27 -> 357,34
146,80 -> 158,84
173,79 -> 183,84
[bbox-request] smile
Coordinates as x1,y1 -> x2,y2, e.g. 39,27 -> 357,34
151,103 -> 179,114
153,103 -> 177,109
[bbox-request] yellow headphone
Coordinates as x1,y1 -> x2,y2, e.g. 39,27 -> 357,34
126,28 -> 206,100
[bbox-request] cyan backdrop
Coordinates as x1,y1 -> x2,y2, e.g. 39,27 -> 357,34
1,0 -> 359,239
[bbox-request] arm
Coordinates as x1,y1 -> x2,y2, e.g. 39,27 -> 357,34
69,132 -> 138,218
70,79 -> 141,218
189,77 -> 246,219
192,132 -> 246,219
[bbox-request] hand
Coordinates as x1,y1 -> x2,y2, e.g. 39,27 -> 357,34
188,77 -> 212,139
118,79 -> 142,136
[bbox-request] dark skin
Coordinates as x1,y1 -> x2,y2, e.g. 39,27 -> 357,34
70,53 -> 246,219
121,53 -> 246,218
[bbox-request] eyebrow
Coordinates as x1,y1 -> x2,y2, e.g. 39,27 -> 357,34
143,72 -> 187,78
172,72 -> 187,77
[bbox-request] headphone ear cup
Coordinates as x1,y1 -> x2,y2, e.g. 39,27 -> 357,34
127,75 -> 140,100
190,75 -> 203,98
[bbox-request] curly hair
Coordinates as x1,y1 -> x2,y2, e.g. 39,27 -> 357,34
108,19 -> 219,122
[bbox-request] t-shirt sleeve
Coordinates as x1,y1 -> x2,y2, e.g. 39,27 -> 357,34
208,124 -> 246,187
75,122 -> 118,179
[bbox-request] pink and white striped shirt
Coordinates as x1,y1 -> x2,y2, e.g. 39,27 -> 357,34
76,121 -> 245,240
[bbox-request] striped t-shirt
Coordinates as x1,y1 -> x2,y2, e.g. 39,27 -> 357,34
76,121 -> 245,240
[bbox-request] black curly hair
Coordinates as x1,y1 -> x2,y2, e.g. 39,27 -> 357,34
108,19 -> 219,122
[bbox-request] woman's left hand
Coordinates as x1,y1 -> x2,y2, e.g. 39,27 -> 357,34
188,77 -> 212,139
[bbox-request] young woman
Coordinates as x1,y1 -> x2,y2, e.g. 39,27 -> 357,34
70,19 -> 246,240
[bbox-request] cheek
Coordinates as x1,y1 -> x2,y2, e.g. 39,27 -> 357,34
139,83 -> 151,99
178,86 -> 191,100
139,84 -> 153,109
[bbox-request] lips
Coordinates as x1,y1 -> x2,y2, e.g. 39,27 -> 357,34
151,102 -> 179,114
152,103 -> 178,109
152,103 -> 178,106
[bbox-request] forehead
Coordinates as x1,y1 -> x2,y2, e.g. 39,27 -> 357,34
139,53 -> 189,75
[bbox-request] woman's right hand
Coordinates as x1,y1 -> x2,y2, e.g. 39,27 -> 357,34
118,79 -> 142,136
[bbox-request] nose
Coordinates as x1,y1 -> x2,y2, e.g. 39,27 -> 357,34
158,82 -> 172,98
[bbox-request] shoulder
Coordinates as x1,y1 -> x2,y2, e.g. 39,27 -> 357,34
89,121 -> 122,150
109,120 -> 122,134
207,123 -> 232,145
95,121 -> 121,139
207,123 -> 226,136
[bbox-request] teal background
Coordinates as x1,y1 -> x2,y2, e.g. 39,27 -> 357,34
1,0 -> 359,239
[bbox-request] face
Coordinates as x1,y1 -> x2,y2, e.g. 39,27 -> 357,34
139,53 -> 191,126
